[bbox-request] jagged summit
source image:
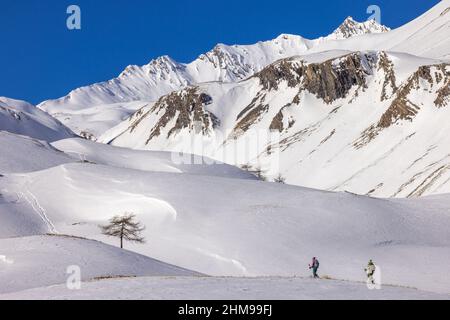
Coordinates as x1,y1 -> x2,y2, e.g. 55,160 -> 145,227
275,33 -> 306,41
120,55 -> 181,78
327,16 -> 391,40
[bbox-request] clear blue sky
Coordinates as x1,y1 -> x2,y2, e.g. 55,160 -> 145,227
0,0 -> 440,104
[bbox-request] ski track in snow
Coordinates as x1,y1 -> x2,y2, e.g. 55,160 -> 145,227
17,191 -> 57,234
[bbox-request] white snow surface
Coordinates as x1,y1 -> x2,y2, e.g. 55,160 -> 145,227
0,132 -> 73,174
51,138 -> 256,179
0,235 -> 199,294
1,154 -> 450,294
1,276 -> 448,300
308,1 -> 450,59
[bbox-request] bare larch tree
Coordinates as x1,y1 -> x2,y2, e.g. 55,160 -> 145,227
100,213 -> 145,249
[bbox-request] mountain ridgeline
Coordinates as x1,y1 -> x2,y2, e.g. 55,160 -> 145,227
36,0 -> 450,197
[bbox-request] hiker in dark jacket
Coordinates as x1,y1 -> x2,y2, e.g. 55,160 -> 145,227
309,257 -> 320,278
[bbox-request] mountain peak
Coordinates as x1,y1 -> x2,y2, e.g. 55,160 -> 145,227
328,16 -> 390,40
275,33 -> 304,41
343,16 -> 356,23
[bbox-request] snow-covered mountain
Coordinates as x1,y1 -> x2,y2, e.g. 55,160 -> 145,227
308,1 -> 450,59
0,97 -> 74,142
36,36 -> 313,138
38,1 -> 450,141
37,14 -> 394,139
86,1 -> 449,198
100,49 -> 450,198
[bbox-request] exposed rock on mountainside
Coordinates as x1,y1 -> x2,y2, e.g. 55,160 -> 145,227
256,59 -> 303,91
255,52 -> 373,103
377,52 -> 398,101
257,52 -> 374,103
301,53 -> 372,103
269,109 -> 286,132
145,88 -> 219,144
435,80 -> 450,107
355,63 -> 450,148
231,52 -> 375,138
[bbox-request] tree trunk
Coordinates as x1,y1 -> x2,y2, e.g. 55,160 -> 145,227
120,224 -> 124,249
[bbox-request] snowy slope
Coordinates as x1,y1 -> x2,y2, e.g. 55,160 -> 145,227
1,162 -> 450,293
390,1 -> 450,59
51,100 -> 149,140
2,276 -> 448,300
0,97 -> 74,142
0,132 -> 73,174
100,50 -> 450,198
309,0 -> 450,60
308,0 -> 450,59
0,235 -> 198,294
52,138 -> 256,179
0,137 -> 254,239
